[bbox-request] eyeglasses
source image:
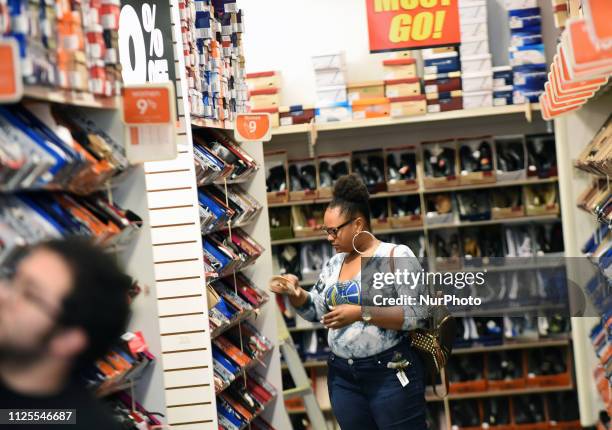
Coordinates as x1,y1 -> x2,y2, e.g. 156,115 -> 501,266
0,270 -> 61,320
320,218 -> 355,238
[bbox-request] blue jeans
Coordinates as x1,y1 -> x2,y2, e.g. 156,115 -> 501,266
327,341 -> 427,430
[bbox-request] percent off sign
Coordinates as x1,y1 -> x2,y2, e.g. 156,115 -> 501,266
119,2 -> 172,85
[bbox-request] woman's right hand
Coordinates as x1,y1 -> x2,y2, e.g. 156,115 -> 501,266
269,274 -> 301,297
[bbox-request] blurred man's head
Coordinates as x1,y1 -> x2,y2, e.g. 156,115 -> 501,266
0,238 -> 131,374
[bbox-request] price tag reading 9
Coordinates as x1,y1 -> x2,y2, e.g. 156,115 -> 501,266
234,114 -> 272,142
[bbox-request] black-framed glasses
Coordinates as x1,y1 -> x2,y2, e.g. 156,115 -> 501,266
320,218 -> 355,238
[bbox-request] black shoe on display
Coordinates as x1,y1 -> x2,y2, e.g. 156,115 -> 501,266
460,145 -> 480,172
399,153 -> 417,180
435,236 -> 451,258
425,147 -> 455,178
448,355 -> 484,383
275,245 -> 301,279
497,141 -> 525,172
513,395 -> 545,424
331,160 -> 349,180
528,347 -> 567,376
527,134 -> 557,178
479,226 -> 504,258
387,153 -> 401,181
391,196 -> 421,217
288,164 -> 303,191
478,141 -> 494,172
483,398 -> 510,426
300,164 -> 317,190
319,161 -> 333,188
450,400 -> 480,427
547,391 -> 580,422
371,199 -> 388,221
266,165 -> 287,192
367,155 -> 385,184
438,148 -> 455,177
457,191 -> 491,221
492,186 -> 522,209
534,221 -> 564,254
352,158 -> 368,185
488,351 -> 522,381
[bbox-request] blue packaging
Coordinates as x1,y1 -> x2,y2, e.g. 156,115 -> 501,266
424,53 -> 461,74
492,66 -> 513,87
315,101 -> 352,123
510,44 -> 546,66
512,89 -> 543,104
508,7 -> 540,17
493,85 -> 514,106
513,64 -> 547,90
508,8 -> 542,32
511,33 -> 543,47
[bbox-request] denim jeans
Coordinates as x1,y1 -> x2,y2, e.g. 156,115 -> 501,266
327,341 -> 427,430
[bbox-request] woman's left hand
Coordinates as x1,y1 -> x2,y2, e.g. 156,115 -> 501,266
321,304 -> 362,329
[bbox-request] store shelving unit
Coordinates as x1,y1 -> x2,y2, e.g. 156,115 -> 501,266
122,1 -> 292,428
272,104 -> 541,136
268,176 -> 559,208
265,97 -> 574,430
191,117 -> 234,130
270,214 -> 561,246
22,86 -> 121,109
3,77 -> 165,421
554,90 -> 612,426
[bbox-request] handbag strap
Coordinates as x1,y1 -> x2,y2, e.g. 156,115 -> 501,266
389,245 -> 397,273
432,368 -> 450,398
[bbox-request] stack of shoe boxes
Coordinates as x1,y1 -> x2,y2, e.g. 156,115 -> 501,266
492,66 -> 514,106
505,0 -> 547,104
423,46 -> 463,113
313,52 -> 352,123
383,52 -> 427,118
459,0 -> 493,109
246,71 -> 282,127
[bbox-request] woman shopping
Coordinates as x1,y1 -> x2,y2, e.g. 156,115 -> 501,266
269,174 -> 430,430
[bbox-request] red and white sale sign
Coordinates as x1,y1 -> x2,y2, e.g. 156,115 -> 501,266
365,0 -> 461,53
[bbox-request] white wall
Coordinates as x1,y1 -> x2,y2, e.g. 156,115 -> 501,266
240,0 -> 557,107
241,0 -> 388,106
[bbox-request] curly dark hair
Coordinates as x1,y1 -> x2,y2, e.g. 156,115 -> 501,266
329,174 -> 372,229
34,238 -> 132,372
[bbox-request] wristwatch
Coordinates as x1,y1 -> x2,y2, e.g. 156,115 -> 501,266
362,306 -> 373,323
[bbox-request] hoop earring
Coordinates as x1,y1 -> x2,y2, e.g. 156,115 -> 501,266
352,230 -> 375,255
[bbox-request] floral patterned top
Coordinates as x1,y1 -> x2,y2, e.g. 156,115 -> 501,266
295,241 -> 428,358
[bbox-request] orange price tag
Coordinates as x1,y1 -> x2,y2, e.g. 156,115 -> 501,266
121,83 -> 177,164
565,18 -> 612,78
123,85 -> 172,125
234,113 -> 272,142
0,39 -> 23,103
583,0 -> 612,48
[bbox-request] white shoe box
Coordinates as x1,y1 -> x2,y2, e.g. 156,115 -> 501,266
461,53 -> 492,73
